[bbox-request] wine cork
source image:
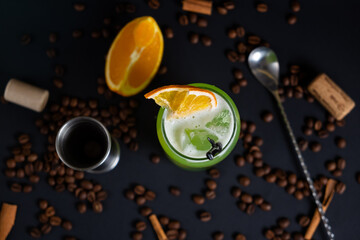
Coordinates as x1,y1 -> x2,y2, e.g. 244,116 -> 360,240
308,74 -> 355,120
4,79 -> 49,112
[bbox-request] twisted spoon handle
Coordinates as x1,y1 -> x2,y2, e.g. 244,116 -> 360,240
273,91 -> 334,240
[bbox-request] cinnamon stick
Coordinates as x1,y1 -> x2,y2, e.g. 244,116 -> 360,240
0,203 -> 18,240
149,214 -> 168,240
182,0 -> 212,15
304,179 -> 337,240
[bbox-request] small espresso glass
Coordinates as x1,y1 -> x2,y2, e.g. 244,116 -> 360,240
55,117 -> 120,173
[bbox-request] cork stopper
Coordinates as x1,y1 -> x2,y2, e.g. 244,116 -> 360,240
4,79 -> 49,112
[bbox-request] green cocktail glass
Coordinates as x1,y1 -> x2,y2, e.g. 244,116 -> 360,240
156,83 -> 240,170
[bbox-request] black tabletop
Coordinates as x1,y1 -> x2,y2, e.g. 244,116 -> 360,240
1,0 -> 360,239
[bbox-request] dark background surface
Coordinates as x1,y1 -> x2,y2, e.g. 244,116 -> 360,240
1,0 -> 360,239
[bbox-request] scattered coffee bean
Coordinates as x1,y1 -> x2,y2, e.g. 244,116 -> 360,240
10,182 -> 22,192
199,211 -> 211,222
77,202 -> 87,214
310,142 -> 321,152
189,32 -> 199,44
189,13 -> 197,24
150,154 -> 160,164
287,14 -> 297,25
260,202 -> 271,211
29,227 -> 41,238
92,201 -> 103,213
238,176 -> 251,187
298,138 -> 308,151
335,137 -> 346,148
217,6 -> 228,15
231,187 -> 242,198
49,216 -> 62,226
192,194 -> 205,204
291,0 -> 301,12
159,216 -> 170,226
135,221 -> 147,231
228,29 -> 237,39
148,0 -> 160,9
200,35 -> 212,47
208,168 -> 220,178
74,3 -> 85,11
205,189 -> 216,200
41,223 -> 52,234
125,189 -> 135,200
134,185 -> 146,195
325,122 -> 335,132
125,3 -> 136,13
136,196 -> 146,205
335,181 -> 346,194
235,156 -> 246,167
132,231 -> 143,240
332,169 -> 343,177
197,17 -> 208,27
314,120 -> 322,131
62,220 -> 73,231
235,233 -> 246,240
213,231 -> 224,240
298,215 -> 310,227
264,229 -> 275,239
206,179 -> 217,190
241,193 -> 252,203
294,190 -> 304,200
262,111 -> 273,122
336,158 -> 346,170
145,190 -> 156,201
164,27 -> 174,39
21,34 -> 32,45
72,29 -> 83,38
246,204 -> 256,215
46,48 -> 56,58
256,3 -> 268,13
168,220 -> 181,230
278,217 -> 290,229
178,15 -> 189,26
139,206 -> 152,216
169,186 -> 181,196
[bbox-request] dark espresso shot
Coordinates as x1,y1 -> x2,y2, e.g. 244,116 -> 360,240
62,122 -> 108,169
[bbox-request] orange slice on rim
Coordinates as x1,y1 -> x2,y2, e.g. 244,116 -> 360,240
144,85 -> 217,119
105,16 -> 164,96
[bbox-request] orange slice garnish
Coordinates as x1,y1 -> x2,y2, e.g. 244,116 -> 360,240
105,16 -> 164,96
145,85 -> 217,119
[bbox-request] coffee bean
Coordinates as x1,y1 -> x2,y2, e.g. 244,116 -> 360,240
62,220 -> 72,231
72,29 -> 83,38
303,127 -> 312,136
205,189 -> 216,199
6,159 -> 16,168
277,178 -> 288,187
134,185 -> 146,195
206,179 -> 217,190
136,196 -> 146,205
135,221 -> 147,231
29,175 -> 40,183
74,3 -> 85,11
264,229 -> 275,239
169,186 -> 181,196
291,1 -> 301,12
262,111 -> 273,122
29,227 -> 41,238
132,231 -> 143,240
335,137 -> 346,148
10,182 -> 22,192
49,33 -> 57,43
178,15 -> 189,26
310,142 -> 321,152
245,204 -> 255,215
213,232 -> 224,240
325,122 -> 335,132
285,184 -> 296,195
55,184 -> 65,192
166,229 -> 178,239
189,13 -> 198,23
241,193 -> 252,203
233,69 -> 243,80
247,35 -> 261,45
217,6 -> 228,15
238,176 -> 251,187
287,173 -> 297,185
278,217 -> 290,229
148,0 -> 160,9
139,206 -> 152,216
46,48 -> 56,58
314,120 -> 322,131
259,201 -> 271,211
192,194 -> 205,204
53,78 -> 63,88
236,26 -> 245,37
231,186 -> 242,198
200,35 -> 212,47
21,34 -> 32,45
55,64 -> 65,76
197,17 -> 208,27
18,134 -> 30,144
145,190 -> 156,201
39,213 -> 49,224
5,169 -> 16,178
208,168 -> 220,178
234,233 -> 246,240
294,190 -> 304,200
96,191 -> 108,201
227,50 -> 239,62
178,229 -> 187,240
336,119 -> 346,127
87,191 -> 96,202
92,201 -> 103,213
231,83 -> 241,94
199,211 -> 211,222
159,216 -> 170,226
49,216 -> 62,226
287,14 -> 297,25
168,220 -> 181,230
256,3 -> 268,13
298,138 -> 308,151
149,154 -> 160,164
189,32 -> 199,44
335,181 -> 346,194
298,215 -> 310,227
125,3 -> 136,13
224,0 -> 235,10
238,53 -> 246,63
164,27 -> 174,39
336,158 -> 346,170
228,29 -> 237,39
77,202 -> 87,213
125,189 -> 135,200
247,122 -> 256,133
265,173 -> 276,183
237,201 -> 247,211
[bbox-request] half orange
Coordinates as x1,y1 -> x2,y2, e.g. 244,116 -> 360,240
145,85 -> 217,119
105,16 -> 164,96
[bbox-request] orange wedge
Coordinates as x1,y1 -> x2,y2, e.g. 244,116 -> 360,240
145,85 -> 217,119
105,16 -> 164,96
